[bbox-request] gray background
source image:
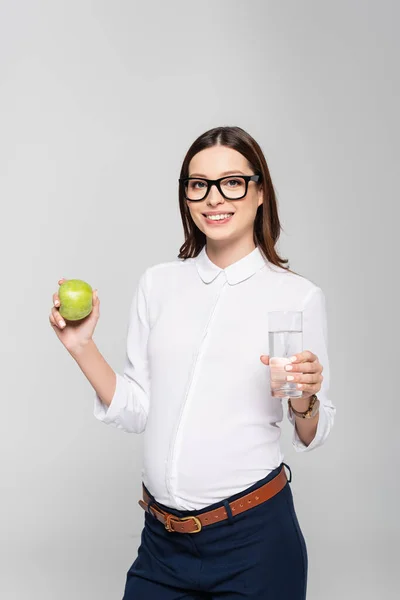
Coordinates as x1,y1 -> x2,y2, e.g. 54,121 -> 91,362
1,0 -> 398,598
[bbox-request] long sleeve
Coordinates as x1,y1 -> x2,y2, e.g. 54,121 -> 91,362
93,268 -> 152,433
287,286 -> 336,452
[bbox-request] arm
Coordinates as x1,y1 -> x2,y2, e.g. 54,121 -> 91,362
287,286 -> 336,452
83,268 -> 152,433
70,339 -> 117,407
289,396 -> 320,447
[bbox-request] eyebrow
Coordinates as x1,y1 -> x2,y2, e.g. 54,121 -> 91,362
188,170 -> 246,178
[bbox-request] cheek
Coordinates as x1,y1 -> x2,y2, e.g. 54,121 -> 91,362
188,207 -> 205,228
189,207 -> 200,220
249,197 -> 262,220
186,204 -> 196,220
238,202 -> 258,223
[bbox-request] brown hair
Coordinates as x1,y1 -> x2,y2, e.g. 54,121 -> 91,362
177,125 -> 292,272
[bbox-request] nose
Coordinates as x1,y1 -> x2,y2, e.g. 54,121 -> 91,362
206,183 -> 226,206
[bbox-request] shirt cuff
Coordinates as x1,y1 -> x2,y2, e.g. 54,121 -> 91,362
93,373 -> 148,432
93,373 -> 123,426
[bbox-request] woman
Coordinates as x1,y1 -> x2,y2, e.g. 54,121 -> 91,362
49,126 -> 336,599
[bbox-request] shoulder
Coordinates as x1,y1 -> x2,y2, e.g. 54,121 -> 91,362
144,256 -> 193,279
139,256 -> 195,292
262,262 -> 325,305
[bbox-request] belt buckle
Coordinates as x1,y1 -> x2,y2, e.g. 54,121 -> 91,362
181,516 -> 202,534
165,515 -> 202,534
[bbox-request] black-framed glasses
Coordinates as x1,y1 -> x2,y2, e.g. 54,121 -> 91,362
179,174 -> 261,201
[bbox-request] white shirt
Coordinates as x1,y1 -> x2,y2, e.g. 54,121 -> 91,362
93,246 -> 336,510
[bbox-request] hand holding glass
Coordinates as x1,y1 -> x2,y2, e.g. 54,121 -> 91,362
268,311 -> 303,398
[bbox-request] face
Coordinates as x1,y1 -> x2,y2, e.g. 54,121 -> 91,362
185,145 -> 263,245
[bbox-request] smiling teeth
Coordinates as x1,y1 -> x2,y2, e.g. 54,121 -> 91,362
206,213 -> 233,221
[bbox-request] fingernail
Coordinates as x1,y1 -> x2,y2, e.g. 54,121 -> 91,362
297,383 -> 303,388
59,320 -> 65,327
290,356 -> 297,362
285,365 -> 293,371
287,375 -> 294,381
55,300 -> 60,306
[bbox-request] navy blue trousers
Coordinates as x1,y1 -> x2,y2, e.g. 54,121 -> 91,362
122,464 -> 308,599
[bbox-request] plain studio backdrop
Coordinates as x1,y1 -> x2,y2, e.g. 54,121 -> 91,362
0,1 -> 398,598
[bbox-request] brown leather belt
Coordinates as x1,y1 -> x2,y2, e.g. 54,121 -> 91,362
138,465 -> 288,534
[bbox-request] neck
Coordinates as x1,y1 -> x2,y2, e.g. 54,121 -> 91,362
205,237 -> 257,269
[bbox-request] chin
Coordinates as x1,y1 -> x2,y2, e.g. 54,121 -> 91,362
193,217 -> 238,241
205,231 -> 237,244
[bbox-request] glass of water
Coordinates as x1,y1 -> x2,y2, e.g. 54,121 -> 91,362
268,311 -> 303,398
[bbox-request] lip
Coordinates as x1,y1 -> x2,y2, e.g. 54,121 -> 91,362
202,212 -> 235,225
202,211 -> 235,216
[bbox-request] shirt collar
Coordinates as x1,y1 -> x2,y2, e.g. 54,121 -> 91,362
194,245 -> 268,285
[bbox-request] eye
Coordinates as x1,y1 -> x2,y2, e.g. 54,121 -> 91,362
224,178 -> 245,188
189,179 -> 207,190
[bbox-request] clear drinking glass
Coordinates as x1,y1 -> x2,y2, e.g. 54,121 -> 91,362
268,311 -> 303,398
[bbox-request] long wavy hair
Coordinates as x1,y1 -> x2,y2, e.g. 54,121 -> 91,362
177,125 -> 291,272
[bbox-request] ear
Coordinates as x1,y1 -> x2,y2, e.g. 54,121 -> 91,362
257,186 -> 264,207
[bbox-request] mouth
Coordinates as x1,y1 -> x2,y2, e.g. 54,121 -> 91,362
202,212 -> 235,224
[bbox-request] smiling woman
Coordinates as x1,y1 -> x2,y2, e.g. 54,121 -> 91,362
108,126 -> 335,599
61,124 -> 336,599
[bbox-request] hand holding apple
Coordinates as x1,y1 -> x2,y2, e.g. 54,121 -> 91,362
49,278 -> 100,353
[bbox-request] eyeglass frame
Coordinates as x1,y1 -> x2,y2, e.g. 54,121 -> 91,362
178,174 -> 261,202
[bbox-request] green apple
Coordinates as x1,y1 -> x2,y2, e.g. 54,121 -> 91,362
58,279 -> 93,321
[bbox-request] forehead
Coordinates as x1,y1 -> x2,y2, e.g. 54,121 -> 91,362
188,146 -> 249,177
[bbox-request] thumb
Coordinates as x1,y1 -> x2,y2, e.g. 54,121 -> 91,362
92,289 -> 100,314
260,354 -> 270,365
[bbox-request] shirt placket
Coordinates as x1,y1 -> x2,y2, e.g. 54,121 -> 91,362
165,273 -> 228,506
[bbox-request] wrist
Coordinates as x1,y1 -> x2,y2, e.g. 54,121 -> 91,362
289,396 -> 311,412
288,394 -> 320,419
68,338 -> 94,359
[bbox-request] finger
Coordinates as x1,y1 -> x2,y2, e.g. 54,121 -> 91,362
284,361 -> 321,374
289,351 -> 317,364
51,307 -> 66,329
260,355 -> 270,365
49,312 -> 64,330
55,279 -> 67,306
296,382 -> 321,394
91,289 -> 100,315
286,373 -> 321,385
